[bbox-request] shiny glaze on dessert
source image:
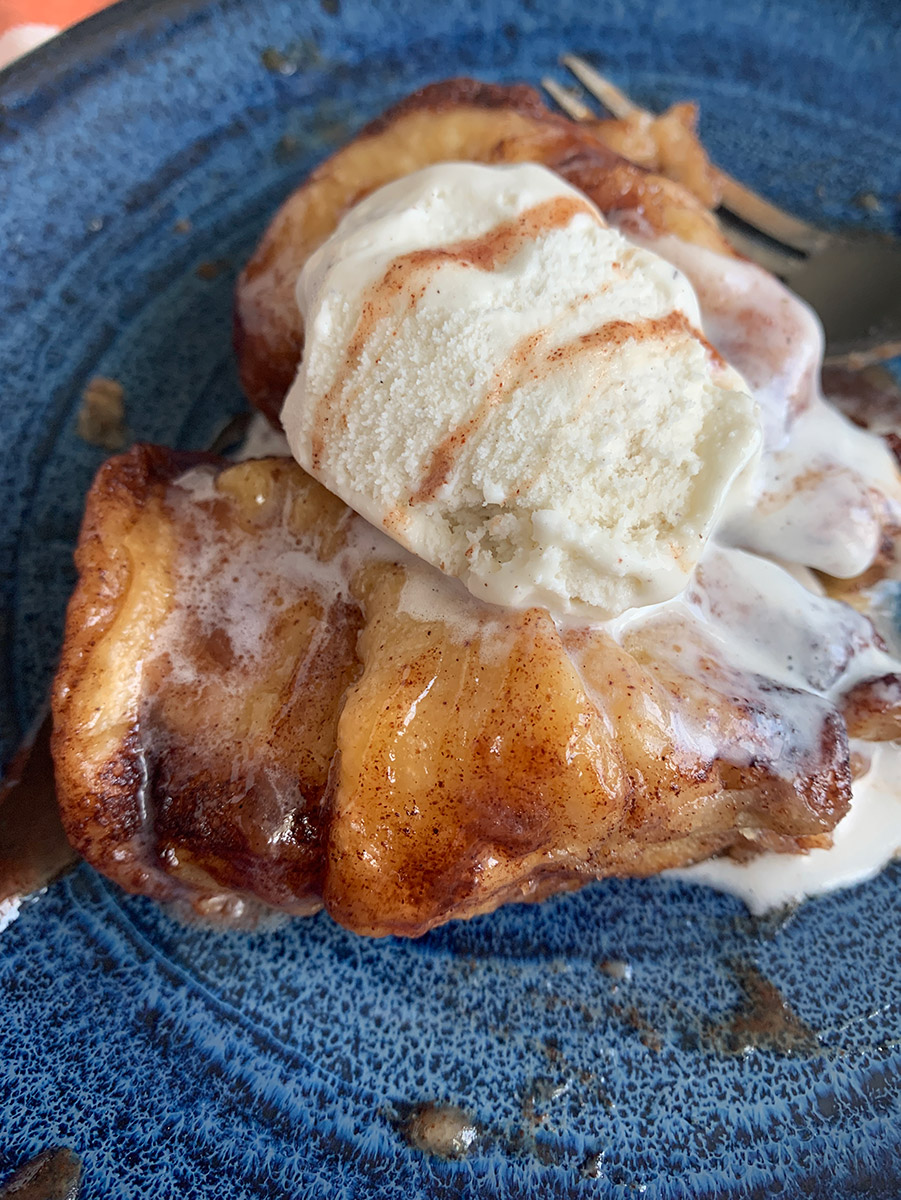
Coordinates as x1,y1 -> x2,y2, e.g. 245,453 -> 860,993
183,217 -> 901,917
53,202 -> 901,927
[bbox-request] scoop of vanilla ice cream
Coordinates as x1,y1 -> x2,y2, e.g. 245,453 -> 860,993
281,162 -> 761,619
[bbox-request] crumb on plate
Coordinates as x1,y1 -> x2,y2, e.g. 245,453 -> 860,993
76,376 -> 126,451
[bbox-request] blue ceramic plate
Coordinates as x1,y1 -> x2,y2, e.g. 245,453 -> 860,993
2,1 -> 900,1196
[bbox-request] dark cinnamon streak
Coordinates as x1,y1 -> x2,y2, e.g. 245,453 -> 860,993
309,196 -> 591,470
411,313 -> 722,504
312,196 -> 724,506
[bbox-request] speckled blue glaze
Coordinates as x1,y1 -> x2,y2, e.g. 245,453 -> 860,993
1,1 -> 900,1196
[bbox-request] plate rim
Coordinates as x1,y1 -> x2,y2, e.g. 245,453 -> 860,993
0,0 -> 223,105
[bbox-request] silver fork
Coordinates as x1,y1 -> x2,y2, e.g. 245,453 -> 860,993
544,56 -> 901,368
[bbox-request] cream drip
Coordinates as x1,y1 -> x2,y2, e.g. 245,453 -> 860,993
667,741 -> 901,912
640,233 -> 901,579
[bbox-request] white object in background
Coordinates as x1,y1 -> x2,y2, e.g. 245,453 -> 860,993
0,23 -> 58,69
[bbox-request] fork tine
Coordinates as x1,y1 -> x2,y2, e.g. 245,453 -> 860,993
541,76 -> 596,123
561,55 -> 829,255
561,55 -> 637,118
823,340 -> 901,371
715,174 -> 830,255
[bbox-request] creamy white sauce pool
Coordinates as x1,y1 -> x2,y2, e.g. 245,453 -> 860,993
668,741 -> 901,912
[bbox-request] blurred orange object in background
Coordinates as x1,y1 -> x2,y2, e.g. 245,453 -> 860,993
1,0 -> 108,26
0,0 -> 110,66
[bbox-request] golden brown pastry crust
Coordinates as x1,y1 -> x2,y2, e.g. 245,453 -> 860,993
52,448 -> 362,914
234,78 -> 732,423
52,449 -> 853,936
588,101 -> 722,209
52,446 -> 216,900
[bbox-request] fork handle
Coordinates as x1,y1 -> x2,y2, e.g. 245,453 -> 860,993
715,172 -> 830,255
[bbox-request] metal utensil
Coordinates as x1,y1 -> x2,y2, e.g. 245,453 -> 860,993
544,56 -> 901,366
